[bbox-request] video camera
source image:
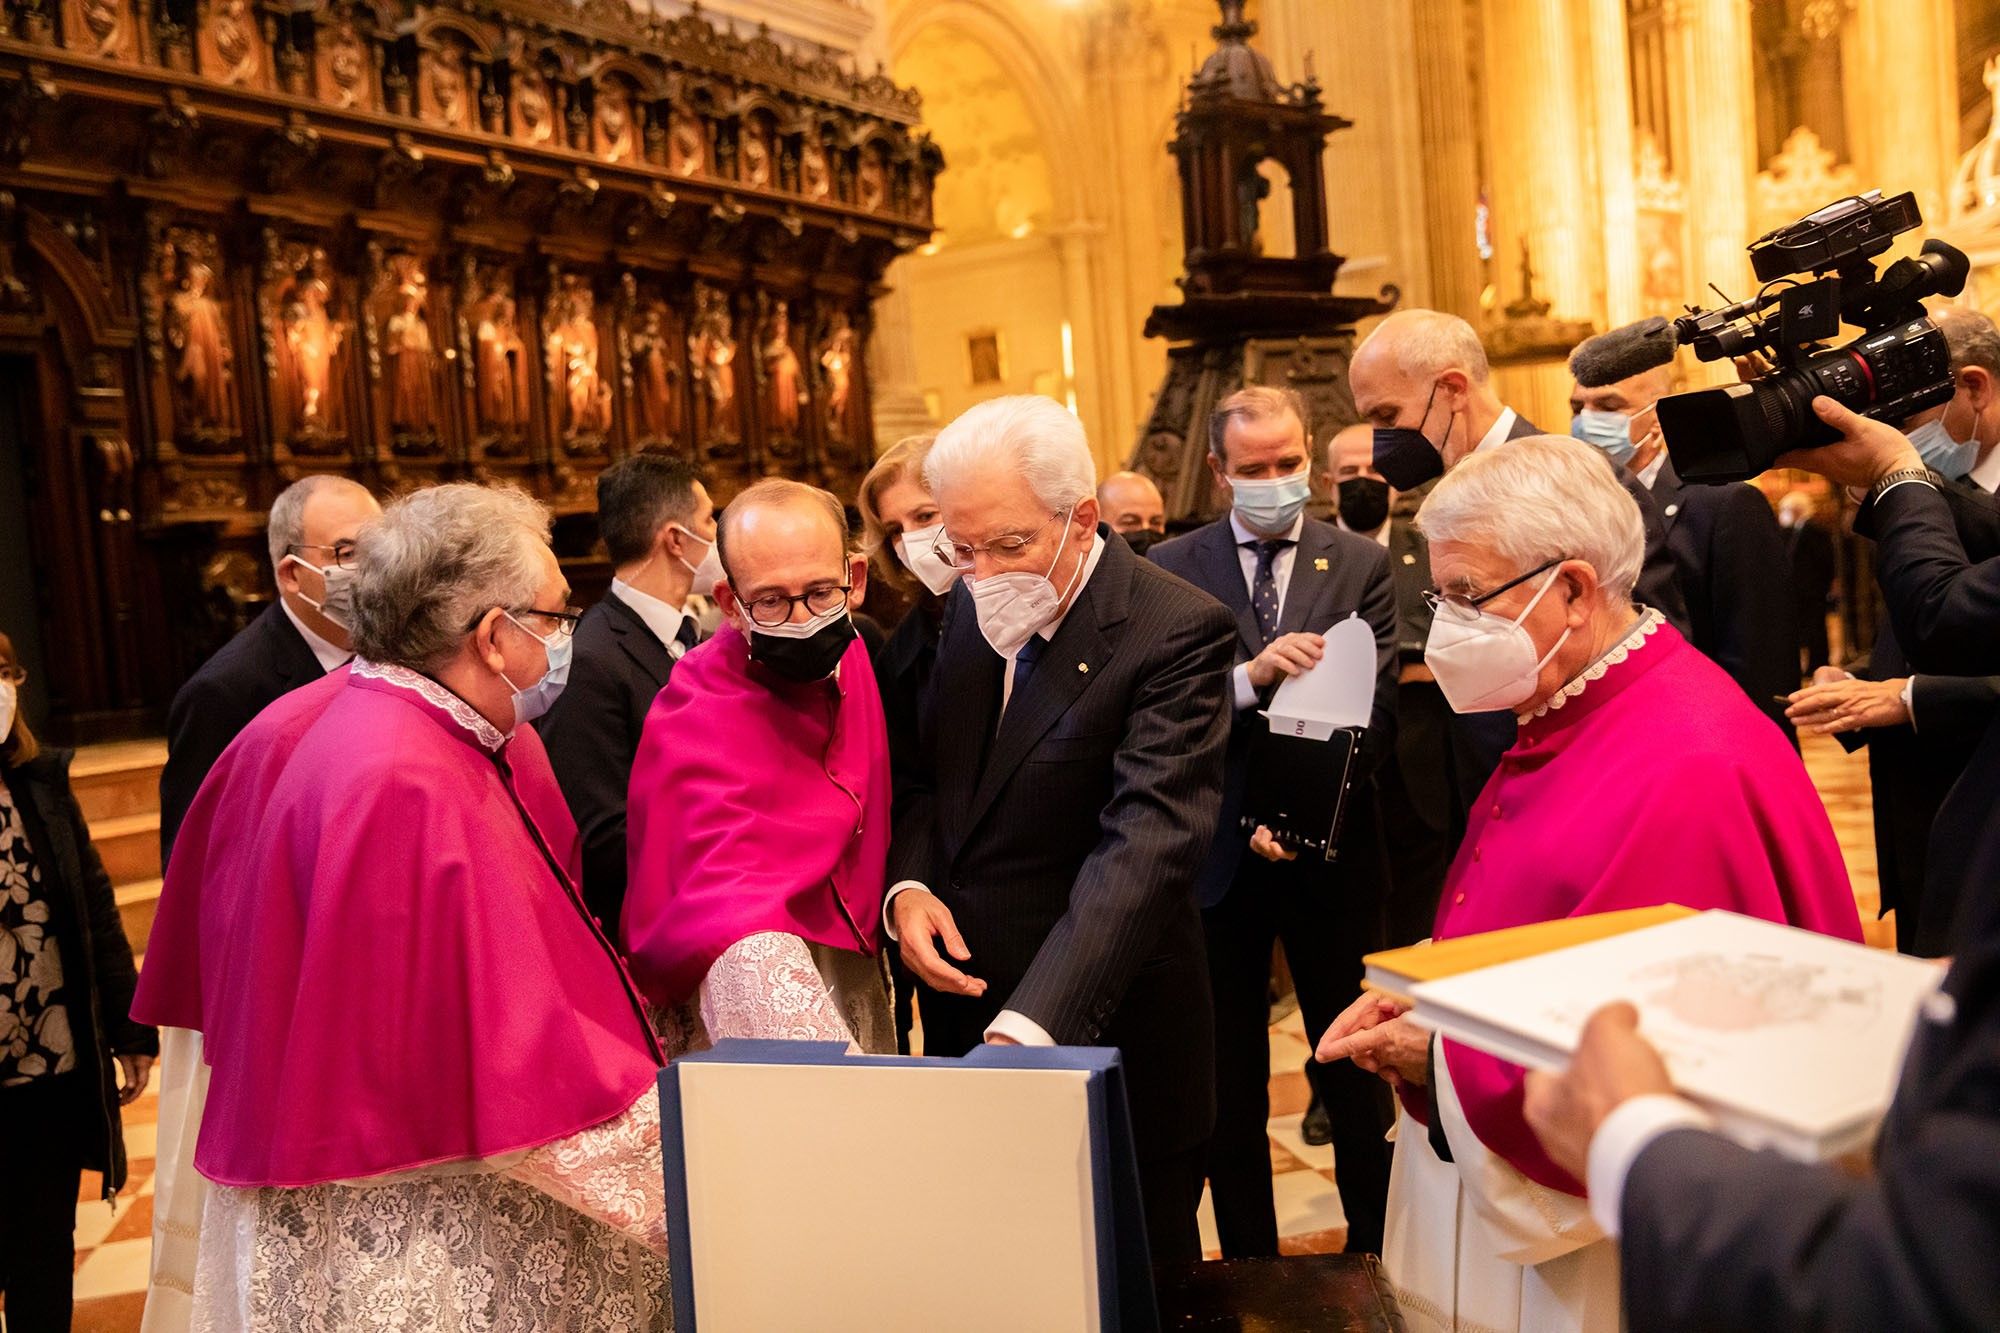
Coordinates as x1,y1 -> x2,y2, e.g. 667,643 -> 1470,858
1653,191 -> 1970,482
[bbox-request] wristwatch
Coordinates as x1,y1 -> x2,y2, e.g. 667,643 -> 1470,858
1864,468 -> 1939,507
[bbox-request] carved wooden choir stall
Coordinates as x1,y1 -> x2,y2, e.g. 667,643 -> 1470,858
1131,0 -> 1395,520
0,0 -> 940,739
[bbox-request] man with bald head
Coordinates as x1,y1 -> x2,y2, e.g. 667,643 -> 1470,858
1098,469 -> 1168,555
623,478 -> 895,1052
1567,334 -> 1795,738
1348,308 -> 1690,829
160,473 -> 382,862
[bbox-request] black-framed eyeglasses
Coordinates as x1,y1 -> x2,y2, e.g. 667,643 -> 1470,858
0,664 -> 25,687
739,584 -> 851,627
1423,555 -> 1567,623
467,606 -> 584,638
931,509 -> 1066,572
287,540 -> 359,569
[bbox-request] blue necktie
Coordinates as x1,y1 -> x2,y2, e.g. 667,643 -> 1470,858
1012,633 -> 1045,696
1247,539 -> 1293,645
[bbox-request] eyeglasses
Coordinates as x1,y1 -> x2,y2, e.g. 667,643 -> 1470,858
931,510 -> 1066,572
738,585 -> 852,628
0,664 -> 24,687
288,541 -> 359,569
468,606 -> 584,638
1422,556 -> 1567,623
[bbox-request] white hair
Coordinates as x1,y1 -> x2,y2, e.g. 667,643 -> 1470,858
267,474 -> 374,568
924,395 -> 1097,512
348,484 -> 552,671
1361,308 -> 1490,386
1415,435 -> 1643,602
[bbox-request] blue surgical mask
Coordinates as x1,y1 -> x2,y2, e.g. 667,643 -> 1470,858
1908,414 -> 1980,481
1570,408 -> 1636,469
1229,468 -> 1312,534
501,613 -> 575,728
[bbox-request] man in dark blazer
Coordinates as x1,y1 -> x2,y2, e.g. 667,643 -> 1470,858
159,475 -> 379,864
1351,309 -> 1692,812
1522,397 -> 2000,1333
888,395 -> 1233,1264
1778,491 -> 1837,676
1568,360 -> 1798,739
1150,388 -> 1398,1259
537,454 -> 715,932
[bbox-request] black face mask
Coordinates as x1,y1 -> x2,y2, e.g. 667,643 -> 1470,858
1336,477 -> 1392,534
1372,380 -> 1450,491
1121,528 -> 1166,559
747,612 -> 858,683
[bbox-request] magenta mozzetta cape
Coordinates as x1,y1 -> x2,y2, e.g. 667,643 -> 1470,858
623,623 -> 889,1007
1422,618 -> 1862,1194
131,662 -> 663,1187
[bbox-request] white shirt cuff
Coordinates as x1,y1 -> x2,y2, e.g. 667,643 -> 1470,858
983,1010 -> 1055,1046
1902,677 -> 1918,732
882,880 -> 927,940
1233,662 -> 1259,711
1586,1093 -> 1716,1238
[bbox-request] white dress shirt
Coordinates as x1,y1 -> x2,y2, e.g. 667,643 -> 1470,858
1970,442 -> 2000,494
1228,512 -> 1305,710
1636,449 -> 1668,491
883,532 -> 1108,1049
610,577 -> 690,655
280,599 -> 354,674
1335,516 -> 1393,548
1471,405 -> 1519,455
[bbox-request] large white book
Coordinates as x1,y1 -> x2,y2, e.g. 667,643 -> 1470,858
1408,909 -> 1942,1161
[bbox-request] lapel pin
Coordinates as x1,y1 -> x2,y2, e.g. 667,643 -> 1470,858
1078,662 -> 1090,673
1402,553 -> 1417,565
1314,557 -> 1329,571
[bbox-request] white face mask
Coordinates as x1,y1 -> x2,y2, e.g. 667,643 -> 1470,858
0,679 -> 15,742
671,524 -> 725,590
967,508 -> 1088,658
895,522 -> 962,597
1424,565 -> 1573,713
499,613 -> 574,729
283,554 -> 355,630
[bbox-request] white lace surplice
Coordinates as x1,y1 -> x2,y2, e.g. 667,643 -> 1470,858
659,929 -> 894,1058
190,1094 -> 671,1333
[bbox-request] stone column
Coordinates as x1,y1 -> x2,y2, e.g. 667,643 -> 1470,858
1587,0 -> 1643,325
1480,0 -> 1599,320
1056,221 -> 1117,475
1410,0 -> 1483,320
1848,0 -> 1959,225
868,256 -> 934,450
1675,0 -> 1758,299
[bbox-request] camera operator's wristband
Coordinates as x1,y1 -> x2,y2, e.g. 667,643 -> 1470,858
1865,468 -> 1938,507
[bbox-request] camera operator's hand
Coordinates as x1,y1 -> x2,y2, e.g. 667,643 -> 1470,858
1773,397 -> 1925,490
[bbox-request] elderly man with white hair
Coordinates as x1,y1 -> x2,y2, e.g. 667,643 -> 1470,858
885,394 -> 1235,1262
1312,436 -> 1862,1333
134,484 -> 669,1329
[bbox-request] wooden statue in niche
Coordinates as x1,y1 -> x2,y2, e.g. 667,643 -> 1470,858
469,272 -> 532,435
374,254 -> 437,441
421,37 -> 473,130
545,274 -> 612,441
595,79 -> 638,163
818,311 -> 857,445
628,299 -> 679,441
514,64 -> 556,146
271,245 -> 349,442
161,233 -> 238,443
687,283 -> 739,444
62,0 -> 131,59
760,297 -> 805,440
669,106 -> 707,177
800,136 -> 832,201
740,116 -> 774,190
200,0 -> 263,86
857,149 -> 887,213
316,10 -> 373,110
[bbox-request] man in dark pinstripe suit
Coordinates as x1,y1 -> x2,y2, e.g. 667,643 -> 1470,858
886,395 -> 1235,1263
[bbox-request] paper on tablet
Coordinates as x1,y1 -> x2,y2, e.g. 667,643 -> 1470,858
1263,612 -> 1375,740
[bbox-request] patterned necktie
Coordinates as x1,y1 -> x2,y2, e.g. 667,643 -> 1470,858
1247,539 -> 1293,645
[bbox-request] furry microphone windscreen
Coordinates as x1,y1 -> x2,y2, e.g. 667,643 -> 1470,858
1568,316 -> 1679,388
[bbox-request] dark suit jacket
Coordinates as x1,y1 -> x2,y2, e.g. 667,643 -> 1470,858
1785,518 -> 1838,614
1429,412 -> 1695,811
872,597 -> 943,809
1148,516 -> 1397,904
159,603 -> 327,866
1618,479 -> 2000,1331
534,589 -> 681,931
1649,459 -> 1798,739
888,528 -> 1233,1161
